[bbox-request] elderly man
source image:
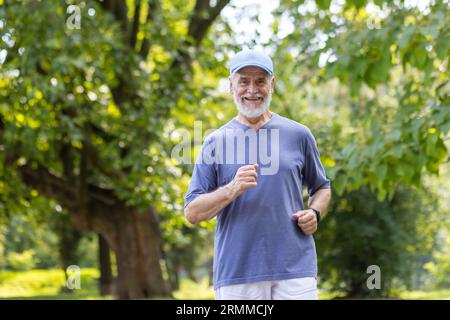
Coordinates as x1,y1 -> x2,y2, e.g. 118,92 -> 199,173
184,50 -> 331,300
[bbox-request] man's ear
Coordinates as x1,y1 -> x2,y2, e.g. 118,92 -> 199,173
229,76 -> 233,93
271,77 -> 275,91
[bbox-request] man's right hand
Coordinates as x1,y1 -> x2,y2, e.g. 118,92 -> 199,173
226,163 -> 259,198
185,163 -> 259,224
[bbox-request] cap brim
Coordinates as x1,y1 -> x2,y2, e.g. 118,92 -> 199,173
231,63 -> 273,75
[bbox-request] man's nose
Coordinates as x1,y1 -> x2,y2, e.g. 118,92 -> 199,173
247,82 -> 258,93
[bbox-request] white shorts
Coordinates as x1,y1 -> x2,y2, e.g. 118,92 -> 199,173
214,277 -> 318,300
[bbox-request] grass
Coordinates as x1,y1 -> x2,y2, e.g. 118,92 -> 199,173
173,278 -> 215,300
397,289 -> 450,300
0,269 -> 448,300
0,268 -> 111,300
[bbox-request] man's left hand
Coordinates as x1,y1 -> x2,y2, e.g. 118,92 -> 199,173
292,209 -> 317,235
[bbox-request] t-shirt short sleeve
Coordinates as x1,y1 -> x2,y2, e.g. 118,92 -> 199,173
184,136 -> 218,208
301,129 -> 331,196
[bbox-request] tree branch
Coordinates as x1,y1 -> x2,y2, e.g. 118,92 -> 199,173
139,0 -> 159,59
98,0 -> 129,43
16,162 -> 119,209
0,113 -> 4,132
168,0 -> 230,74
79,122 -> 90,216
97,0 -> 115,12
59,140 -> 76,183
187,0 -> 230,47
116,0 -> 129,41
17,163 -> 78,210
147,0 -> 230,123
59,103 -> 126,180
130,0 -> 143,49
2,116 -> 119,235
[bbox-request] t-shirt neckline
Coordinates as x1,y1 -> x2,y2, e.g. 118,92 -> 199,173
231,112 -> 278,130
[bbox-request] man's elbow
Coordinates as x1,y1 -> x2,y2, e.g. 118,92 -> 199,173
184,205 -> 200,225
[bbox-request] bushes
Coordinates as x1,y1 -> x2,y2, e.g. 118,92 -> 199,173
5,250 -> 36,271
424,234 -> 450,289
315,185 -> 442,298
2,213 -> 98,271
0,227 -> 5,269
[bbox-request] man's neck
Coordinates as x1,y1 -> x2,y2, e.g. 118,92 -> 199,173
236,111 -> 273,130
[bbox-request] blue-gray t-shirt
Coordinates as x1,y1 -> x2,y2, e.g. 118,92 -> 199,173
184,112 -> 331,289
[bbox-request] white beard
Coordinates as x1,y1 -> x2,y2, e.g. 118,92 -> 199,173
234,90 -> 272,118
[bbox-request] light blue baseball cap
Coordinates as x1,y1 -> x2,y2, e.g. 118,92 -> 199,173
229,50 -> 273,76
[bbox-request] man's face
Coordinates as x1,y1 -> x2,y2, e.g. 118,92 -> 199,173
230,66 -> 275,118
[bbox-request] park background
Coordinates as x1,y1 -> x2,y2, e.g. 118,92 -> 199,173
0,0 -> 449,299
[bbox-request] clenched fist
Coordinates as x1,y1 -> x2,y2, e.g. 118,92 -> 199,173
292,209 -> 317,235
226,163 -> 259,198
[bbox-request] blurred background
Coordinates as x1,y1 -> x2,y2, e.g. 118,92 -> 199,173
0,0 -> 449,300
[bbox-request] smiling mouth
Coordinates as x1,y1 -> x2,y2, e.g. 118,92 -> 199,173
242,97 -> 263,102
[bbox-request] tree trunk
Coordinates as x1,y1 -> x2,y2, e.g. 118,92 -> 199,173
98,234 -> 113,296
57,214 -> 82,293
78,201 -> 171,299
115,207 -> 169,299
165,255 -> 180,291
16,164 -> 171,299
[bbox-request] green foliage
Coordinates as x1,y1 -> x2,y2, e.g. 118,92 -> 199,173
2,208 -> 97,270
0,0 -> 448,299
0,226 -> 4,269
256,0 -> 450,297
5,249 -> 36,271
424,234 -> 450,288
277,0 -> 450,200
2,208 -> 60,270
0,0 -> 236,299
75,234 -> 99,268
316,0 -> 331,10
315,185 -> 442,297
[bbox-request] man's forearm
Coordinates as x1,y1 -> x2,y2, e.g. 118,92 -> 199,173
308,188 -> 332,218
184,184 -> 238,224
185,164 -> 259,225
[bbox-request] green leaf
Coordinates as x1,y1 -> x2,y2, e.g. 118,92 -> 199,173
353,0 -> 368,9
420,24 -> 440,39
435,32 -> 450,60
386,145 -> 403,159
434,137 -> 447,162
410,44 -> 428,69
425,133 -> 438,156
398,25 -> 416,49
350,78 -> 362,96
365,51 -> 391,86
333,174 -> 348,196
375,163 -> 388,181
316,0 -> 331,10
